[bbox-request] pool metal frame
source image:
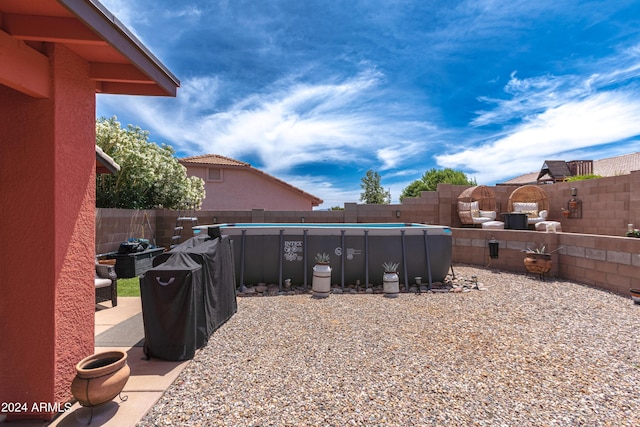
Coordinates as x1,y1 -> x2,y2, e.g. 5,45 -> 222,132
202,223 -> 452,292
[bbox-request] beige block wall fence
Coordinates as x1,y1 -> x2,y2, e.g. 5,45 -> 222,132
96,171 -> 640,297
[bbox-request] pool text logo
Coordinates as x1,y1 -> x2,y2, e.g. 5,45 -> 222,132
284,241 -> 303,261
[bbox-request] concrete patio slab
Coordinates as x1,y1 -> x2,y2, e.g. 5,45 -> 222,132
49,392 -> 165,427
46,344 -> 188,426
7,297 -> 191,426
95,297 -> 142,329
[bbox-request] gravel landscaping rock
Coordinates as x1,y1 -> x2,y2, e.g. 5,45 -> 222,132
138,265 -> 640,426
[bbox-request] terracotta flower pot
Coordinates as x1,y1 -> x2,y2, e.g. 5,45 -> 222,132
523,253 -> 552,276
71,350 -> 130,407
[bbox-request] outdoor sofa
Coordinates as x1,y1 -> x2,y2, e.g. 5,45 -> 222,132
95,262 -> 117,306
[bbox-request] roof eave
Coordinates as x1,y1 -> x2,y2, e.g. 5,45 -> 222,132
96,145 -> 120,174
57,0 -> 180,96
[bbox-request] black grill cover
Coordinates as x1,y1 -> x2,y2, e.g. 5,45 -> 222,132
146,234 -> 237,360
140,252 -> 205,361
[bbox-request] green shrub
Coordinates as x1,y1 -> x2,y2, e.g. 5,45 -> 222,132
566,174 -> 602,181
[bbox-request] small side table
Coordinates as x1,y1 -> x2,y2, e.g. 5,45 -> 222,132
501,213 -> 528,230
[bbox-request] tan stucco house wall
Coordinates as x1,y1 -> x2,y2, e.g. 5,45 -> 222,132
181,154 -> 323,211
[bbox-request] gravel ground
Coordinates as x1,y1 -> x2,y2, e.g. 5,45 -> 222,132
139,265 -> 640,426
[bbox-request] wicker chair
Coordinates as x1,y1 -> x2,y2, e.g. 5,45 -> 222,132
95,262 -> 118,306
507,185 -> 549,225
457,185 -> 497,225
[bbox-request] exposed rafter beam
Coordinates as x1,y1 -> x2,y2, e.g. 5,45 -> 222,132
0,29 -> 50,98
3,14 -> 106,45
96,81 -> 172,96
89,63 -> 152,83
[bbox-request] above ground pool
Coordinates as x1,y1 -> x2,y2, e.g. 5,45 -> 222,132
195,223 -> 452,290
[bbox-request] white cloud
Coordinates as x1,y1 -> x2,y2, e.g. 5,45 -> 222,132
473,43 -> 640,129
172,5 -> 202,19
175,76 -> 222,113
99,68 -> 441,177
376,141 -> 426,170
473,72 -> 587,127
437,90 -> 640,183
437,43 -> 640,184
96,0 -> 640,200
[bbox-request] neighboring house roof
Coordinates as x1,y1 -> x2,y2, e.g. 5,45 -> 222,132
593,152 -> 640,176
181,154 -> 249,167
502,152 -> 640,185
96,145 -> 119,174
180,154 -> 324,206
0,0 -> 180,97
537,160 -> 573,182
502,172 -> 540,185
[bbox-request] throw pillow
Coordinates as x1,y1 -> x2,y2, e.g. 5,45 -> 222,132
479,210 -> 496,219
513,202 -> 538,212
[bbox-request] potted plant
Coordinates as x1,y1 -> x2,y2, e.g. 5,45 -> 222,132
71,350 -> 130,408
522,246 -> 552,279
312,253 -> 331,298
382,261 -> 400,298
561,208 -> 571,218
315,252 -> 330,264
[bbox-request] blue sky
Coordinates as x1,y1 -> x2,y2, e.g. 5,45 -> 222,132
97,0 -> 640,208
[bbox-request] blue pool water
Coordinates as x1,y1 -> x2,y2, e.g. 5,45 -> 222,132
212,222 -> 450,232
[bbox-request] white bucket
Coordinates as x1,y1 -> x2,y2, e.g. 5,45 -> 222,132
312,264 -> 331,298
383,272 -> 399,298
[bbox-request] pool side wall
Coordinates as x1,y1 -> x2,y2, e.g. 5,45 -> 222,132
219,225 -> 452,286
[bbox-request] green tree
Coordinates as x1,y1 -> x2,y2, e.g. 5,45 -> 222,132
96,117 -> 205,209
360,170 -> 391,204
400,168 -> 476,200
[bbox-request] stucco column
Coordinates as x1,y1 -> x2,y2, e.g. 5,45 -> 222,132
0,43 -> 95,421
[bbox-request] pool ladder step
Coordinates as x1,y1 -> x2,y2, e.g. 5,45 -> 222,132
170,202 -> 198,248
